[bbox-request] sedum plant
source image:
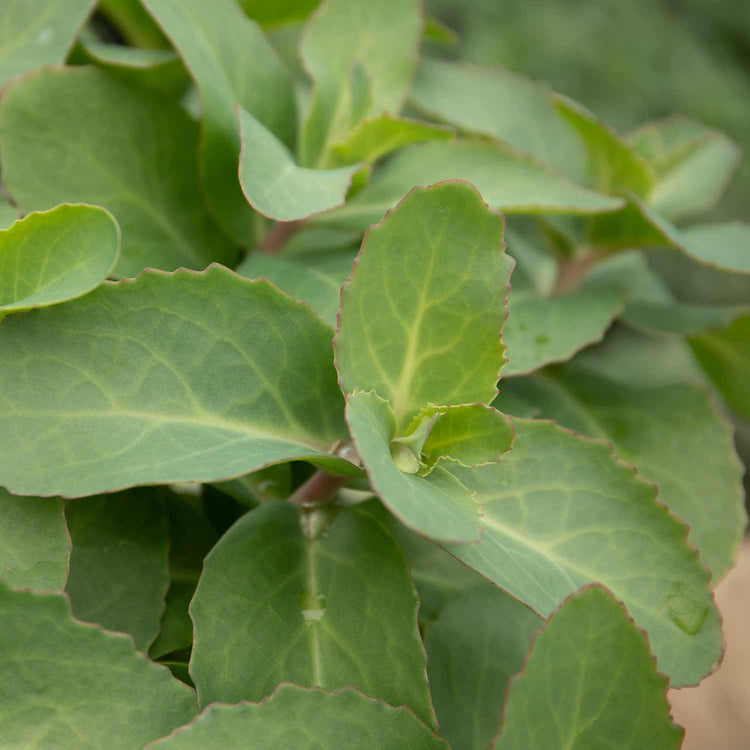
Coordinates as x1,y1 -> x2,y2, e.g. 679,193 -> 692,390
0,0 -> 747,748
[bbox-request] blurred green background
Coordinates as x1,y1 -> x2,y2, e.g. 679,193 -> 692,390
427,0 -> 750,221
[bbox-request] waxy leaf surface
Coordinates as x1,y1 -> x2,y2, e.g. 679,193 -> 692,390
345,390 -> 480,542
443,419 -> 721,687
238,108 -> 360,222
410,58 -> 586,180
494,586 -> 683,749
149,685 -> 447,749
0,0 -> 95,86
65,488 -> 170,651
500,370 -> 746,582
0,204 -> 119,314
0,487 -> 69,591
0,265 -> 347,498
189,502 -> 435,728
237,249 -> 355,328
426,588 -> 541,750
299,0 -> 422,167
0,67 -> 234,278
98,0 -> 169,48
143,0 -> 295,240
322,141 -> 624,231
335,182 -> 512,429
0,581 -> 196,749
503,285 -> 626,376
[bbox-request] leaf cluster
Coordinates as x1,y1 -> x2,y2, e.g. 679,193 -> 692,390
0,1 -> 747,748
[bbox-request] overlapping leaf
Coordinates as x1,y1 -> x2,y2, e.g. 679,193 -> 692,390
690,314 -> 750,420
143,0 -> 296,240
320,141 -> 625,231
442,419 -> 721,687
190,502 -> 436,727
0,0 -> 95,86
426,589 -> 541,750
554,96 -> 655,196
236,249 -> 355,327
299,0 -> 422,167
0,581 -> 196,749
410,58 -> 586,180
335,182 -> 512,428
65,488 -> 171,651
328,113 -> 454,166
149,685 -> 447,749
503,284 -> 626,376
0,487 -> 69,591
499,369 -> 746,581
0,204 -> 120,315
345,390 -> 482,541
629,116 -> 741,220
493,586 -> 683,749
0,67 -> 234,277
0,265 -> 350,498
238,108 -> 360,221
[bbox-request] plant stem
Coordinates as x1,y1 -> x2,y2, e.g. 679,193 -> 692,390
288,470 -> 348,507
257,220 -> 301,255
552,251 -> 601,296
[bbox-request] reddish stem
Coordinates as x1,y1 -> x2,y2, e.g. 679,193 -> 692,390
288,470 -> 348,507
257,220 -> 301,255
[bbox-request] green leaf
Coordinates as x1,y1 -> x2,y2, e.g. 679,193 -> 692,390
299,0 -> 422,167
0,67 -> 235,278
238,0 -> 320,27
149,684 -> 447,749
358,498 -> 492,624
417,403 -> 515,473
0,204 -> 119,315
75,39 -> 189,95
690,314 -> 750,421
335,182 -> 512,429
65,488 -> 170,651
0,197 -> 20,229
443,419 -> 721,687
493,586 -> 683,749
238,108 -> 360,222
565,323 -> 709,390
629,116 -> 741,220
499,370 -> 746,582
345,390 -> 480,542
0,0 -> 95,86
0,487 -> 69,591
425,589 -> 542,750
409,58 -> 586,180
679,222 -> 750,274
143,0 -> 295,241
503,285 -> 626,376
554,96 -> 655,196
584,251 -> 747,336
237,249 -> 355,328
328,113 -> 454,167
320,141 -> 625,231
149,582 -> 196,659
189,502 -> 436,727
150,493 -> 221,659
0,580 -> 196,748
98,0 -> 169,48
0,265 -> 349,498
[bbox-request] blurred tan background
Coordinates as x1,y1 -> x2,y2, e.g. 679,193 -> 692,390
669,540 -> 750,749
